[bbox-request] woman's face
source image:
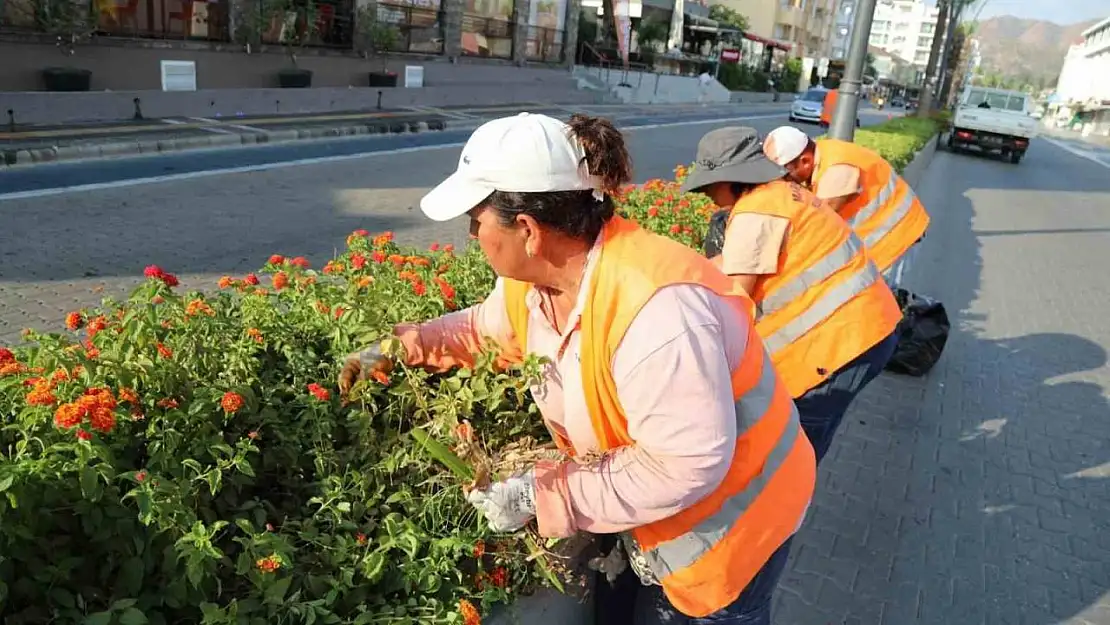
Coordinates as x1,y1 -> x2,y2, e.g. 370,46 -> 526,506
468,206 -> 533,280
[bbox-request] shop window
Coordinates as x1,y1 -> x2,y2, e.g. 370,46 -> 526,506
462,0 -> 513,58
525,0 -> 565,62
376,0 -> 444,54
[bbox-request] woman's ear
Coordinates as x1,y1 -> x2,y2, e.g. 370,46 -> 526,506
515,213 -> 543,257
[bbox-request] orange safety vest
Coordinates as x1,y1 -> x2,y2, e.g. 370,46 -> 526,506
729,180 -> 902,398
501,217 -> 815,618
814,138 -> 930,273
820,89 -> 838,125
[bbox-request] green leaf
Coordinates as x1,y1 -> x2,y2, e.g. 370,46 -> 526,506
0,474 -> 13,493
116,557 -> 145,597
111,598 -> 137,611
119,607 -> 149,625
263,576 -> 293,605
360,552 -> 386,583
84,612 -> 113,625
409,430 -> 473,480
80,466 -> 102,501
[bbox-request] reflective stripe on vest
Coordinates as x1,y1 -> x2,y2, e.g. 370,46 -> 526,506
863,185 -> 919,249
761,260 -> 882,354
847,175 -> 896,229
757,233 -> 866,320
641,355 -> 801,577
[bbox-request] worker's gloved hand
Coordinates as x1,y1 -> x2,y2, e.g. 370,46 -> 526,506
466,470 -> 536,532
588,542 -> 628,585
337,339 -> 400,395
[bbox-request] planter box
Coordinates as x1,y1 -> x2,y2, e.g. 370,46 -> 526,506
277,68 -> 313,88
368,72 -> 398,87
42,67 -> 92,92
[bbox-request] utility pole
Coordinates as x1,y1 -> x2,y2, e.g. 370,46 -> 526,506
916,0 -> 950,117
829,0 -> 879,140
935,2 -> 961,108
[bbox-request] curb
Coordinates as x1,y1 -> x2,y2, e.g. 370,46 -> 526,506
1,118 -> 452,169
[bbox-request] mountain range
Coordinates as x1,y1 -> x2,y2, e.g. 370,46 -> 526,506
972,16 -> 1100,89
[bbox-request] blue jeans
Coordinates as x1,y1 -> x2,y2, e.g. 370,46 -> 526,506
794,331 -> 899,464
595,536 -> 796,624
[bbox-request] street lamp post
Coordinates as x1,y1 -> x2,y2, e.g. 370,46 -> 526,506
829,0 -> 879,140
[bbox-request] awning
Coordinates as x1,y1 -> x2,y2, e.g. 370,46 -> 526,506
742,32 -> 792,51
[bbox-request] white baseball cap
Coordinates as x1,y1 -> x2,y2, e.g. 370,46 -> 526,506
763,126 -> 812,166
419,113 -> 600,222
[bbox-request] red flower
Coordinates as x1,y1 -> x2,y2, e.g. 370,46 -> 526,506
490,566 -> 509,588
221,391 -> 244,414
0,347 -> 14,364
76,429 -> 92,441
372,232 -> 394,247
156,343 -> 173,359
53,404 -> 83,428
218,276 -> 235,289
143,265 -> 164,279
256,554 -> 282,573
65,312 -> 85,330
247,328 -> 264,344
86,316 -> 108,339
119,387 -> 139,404
323,261 -> 345,275
669,224 -> 681,234
135,470 -> 147,482
290,256 -> 310,269
89,406 -> 116,433
353,228 -> 369,237
472,540 -> 485,558
434,277 -> 456,301
459,599 -> 480,625
356,532 -> 367,545
306,383 -> 330,402
157,398 -> 179,409
272,271 -> 289,290
268,254 -> 285,265
26,379 -> 57,406
371,370 -> 390,385
443,244 -> 455,254
350,253 -> 367,269
411,280 -> 427,296
648,207 -> 659,217
244,273 -> 260,286
371,251 -> 387,264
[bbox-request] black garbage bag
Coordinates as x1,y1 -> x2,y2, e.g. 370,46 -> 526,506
703,209 -> 730,258
885,288 -> 950,376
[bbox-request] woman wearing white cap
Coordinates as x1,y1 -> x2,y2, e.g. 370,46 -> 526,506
337,113 -> 815,624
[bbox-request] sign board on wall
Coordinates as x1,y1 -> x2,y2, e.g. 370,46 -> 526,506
404,66 -> 424,88
720,48 -> 740,63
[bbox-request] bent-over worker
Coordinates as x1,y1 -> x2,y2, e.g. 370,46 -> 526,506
763,125 -> 931,288
338,113 -> 815,624
682,126 -> 901,464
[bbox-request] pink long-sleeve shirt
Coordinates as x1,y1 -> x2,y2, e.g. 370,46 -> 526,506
394,254 -> 750,538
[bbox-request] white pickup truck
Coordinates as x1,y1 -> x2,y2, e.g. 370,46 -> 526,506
948,87 -> 1038,164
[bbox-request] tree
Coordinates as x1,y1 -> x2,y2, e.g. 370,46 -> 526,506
865,53 -> 878,80
635,17 -> 668,60
709,4 -> 748,33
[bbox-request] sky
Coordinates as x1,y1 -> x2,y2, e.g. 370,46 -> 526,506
935,0 -> 1109,25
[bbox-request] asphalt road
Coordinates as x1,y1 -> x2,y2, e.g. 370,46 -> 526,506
6,104 -> 1110,624
0,103 -> 819,198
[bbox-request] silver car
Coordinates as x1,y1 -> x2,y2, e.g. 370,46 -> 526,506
789,88 -> 827,123
789,87 -> 862,127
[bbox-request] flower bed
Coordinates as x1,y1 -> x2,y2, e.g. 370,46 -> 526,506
0,118 -> 937,624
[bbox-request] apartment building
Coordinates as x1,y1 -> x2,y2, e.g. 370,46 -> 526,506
721,0 -> 837,58
1053,15 -> 1110,134
868,0 -> 939,69
831,0 -> 939,71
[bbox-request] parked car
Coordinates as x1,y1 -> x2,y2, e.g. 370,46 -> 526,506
948,86 -> 1037,164
789,87 -> 861,127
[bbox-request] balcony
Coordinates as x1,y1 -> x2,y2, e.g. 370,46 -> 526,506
776,5 -> 806,29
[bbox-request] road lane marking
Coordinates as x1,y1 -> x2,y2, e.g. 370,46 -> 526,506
0,113 -> 784,202
1041,137 -> 1110,171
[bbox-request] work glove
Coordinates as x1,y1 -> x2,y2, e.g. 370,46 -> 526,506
466,470 -> 537,533
587,542 -> 629,585
337,339 -> 400,395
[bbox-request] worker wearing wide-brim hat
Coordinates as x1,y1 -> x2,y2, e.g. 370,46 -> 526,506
683,126 -> 902,464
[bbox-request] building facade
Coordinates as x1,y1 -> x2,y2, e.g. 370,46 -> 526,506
0,0 -> 582,91
867,0 -> 938,71
1052,15 -> 1110,135
719,0 -> 835,59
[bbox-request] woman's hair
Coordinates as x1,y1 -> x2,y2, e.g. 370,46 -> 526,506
484,114 -> 633,242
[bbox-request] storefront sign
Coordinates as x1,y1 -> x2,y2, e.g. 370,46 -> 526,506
611,0 -> 632,66
720,48 -> 740,63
